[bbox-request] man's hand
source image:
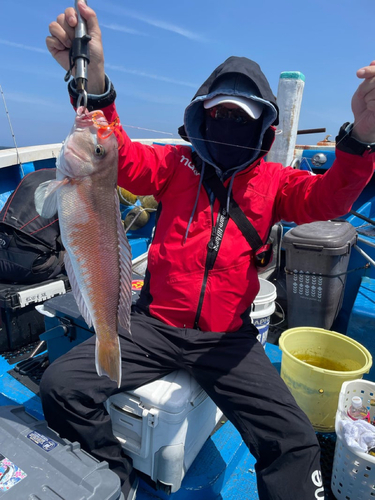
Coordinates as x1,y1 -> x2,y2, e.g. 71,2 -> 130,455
46,1 -> 105,95
352,60 -> 375,143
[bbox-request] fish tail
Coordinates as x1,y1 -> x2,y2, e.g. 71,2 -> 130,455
95,336 -> 122,388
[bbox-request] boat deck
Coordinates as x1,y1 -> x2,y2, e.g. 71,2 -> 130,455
0,342 -> 291,499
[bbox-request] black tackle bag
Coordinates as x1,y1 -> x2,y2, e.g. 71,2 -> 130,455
0,168 -> 64,284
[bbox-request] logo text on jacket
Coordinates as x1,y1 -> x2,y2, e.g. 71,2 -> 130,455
180,155 -> 200,176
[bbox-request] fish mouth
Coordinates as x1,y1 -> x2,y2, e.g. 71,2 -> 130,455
64,144 -> 87,164
63,129 -> 93,163
62,142 -> 93,179
76,108 -> 96,126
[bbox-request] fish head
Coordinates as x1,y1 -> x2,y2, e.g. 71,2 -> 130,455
60,108 -> 119,179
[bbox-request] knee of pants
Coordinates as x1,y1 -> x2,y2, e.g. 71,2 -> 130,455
39,361 -> 63,406
39,359 -> 81,409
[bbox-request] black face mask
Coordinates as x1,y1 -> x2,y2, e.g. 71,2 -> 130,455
205,115 -> 263,171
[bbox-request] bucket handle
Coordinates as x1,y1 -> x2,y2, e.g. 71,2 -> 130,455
270,301 -> 285,327
292,243 -> 324,251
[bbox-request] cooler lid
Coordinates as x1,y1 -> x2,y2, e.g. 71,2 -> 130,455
283,220 -> 357,254
43,291 -> 87,323
131,370 -> 204,414
44,273 -> 142,321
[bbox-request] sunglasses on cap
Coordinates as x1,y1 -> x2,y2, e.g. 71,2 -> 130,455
206,104 -> 254,124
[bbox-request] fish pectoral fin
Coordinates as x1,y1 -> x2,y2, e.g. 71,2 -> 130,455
64,252 -> 93,328
116,190 -> 133,334
95,336 -> 122,388
34,179 -> 66,218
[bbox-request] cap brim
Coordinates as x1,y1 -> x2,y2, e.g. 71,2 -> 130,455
203,95 -> 263,120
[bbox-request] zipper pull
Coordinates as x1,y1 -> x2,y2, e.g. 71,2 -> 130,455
208,227 -> 216,250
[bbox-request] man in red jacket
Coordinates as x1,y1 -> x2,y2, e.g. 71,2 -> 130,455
40,3 -> 375,500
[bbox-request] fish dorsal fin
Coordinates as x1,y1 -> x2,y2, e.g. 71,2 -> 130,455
34,179 -> 67,218
64,251 -> 93,329
115,191 -> 132,334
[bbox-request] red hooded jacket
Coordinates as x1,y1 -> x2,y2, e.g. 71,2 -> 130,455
71,57 -> 374,333
99,101 -> 375,333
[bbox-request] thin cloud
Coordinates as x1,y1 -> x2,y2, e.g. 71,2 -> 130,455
101,23 -> 150,37
2,64 -> 62,80
4,91 -> 65,109
0,39 -> 49,55
120,11 -> 209,42
115,85 -> 186,106
94,3 -> 209,42
106,63 -> 198,88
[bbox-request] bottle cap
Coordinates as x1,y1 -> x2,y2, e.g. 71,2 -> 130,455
351,396 -> 363,408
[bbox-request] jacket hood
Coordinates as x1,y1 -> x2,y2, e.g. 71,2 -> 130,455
178,56 -> 279,177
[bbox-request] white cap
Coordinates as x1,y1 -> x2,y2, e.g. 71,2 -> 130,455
351,396 -> 363,408
203,95 -> 264,120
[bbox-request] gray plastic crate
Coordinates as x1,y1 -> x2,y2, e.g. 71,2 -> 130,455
283,220 -> 357,329
0,405 -> 123,499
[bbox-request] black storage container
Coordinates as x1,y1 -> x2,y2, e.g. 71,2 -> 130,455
0,275 -> 70,352
283,220 -> 357,329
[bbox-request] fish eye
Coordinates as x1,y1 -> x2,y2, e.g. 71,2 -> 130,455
94,144 -> 106,157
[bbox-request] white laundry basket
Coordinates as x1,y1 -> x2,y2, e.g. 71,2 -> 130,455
331,379 -> 375,500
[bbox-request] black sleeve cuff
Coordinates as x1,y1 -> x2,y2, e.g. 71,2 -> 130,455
68,74 -> 116,111
336,122 -> 375,156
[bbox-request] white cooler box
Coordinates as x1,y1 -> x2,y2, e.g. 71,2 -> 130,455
106,370 -> 223,493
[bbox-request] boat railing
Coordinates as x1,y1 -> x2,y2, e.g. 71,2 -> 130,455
0,139 -> 190,170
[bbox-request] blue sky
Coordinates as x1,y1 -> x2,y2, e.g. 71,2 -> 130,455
0,0 -> 374,148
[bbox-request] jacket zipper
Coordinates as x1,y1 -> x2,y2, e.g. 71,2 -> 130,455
193,227 -> 216,329
193,204 -> 228,329
191,152 -> 270,330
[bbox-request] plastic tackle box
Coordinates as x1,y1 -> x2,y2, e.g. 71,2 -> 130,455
0,275 -> 69,352
0,405 -> 123,499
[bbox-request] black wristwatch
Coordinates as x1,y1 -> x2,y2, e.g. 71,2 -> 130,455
336,122 -> 375,156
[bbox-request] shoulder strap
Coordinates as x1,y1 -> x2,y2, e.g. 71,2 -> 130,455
205,173 -> 264,252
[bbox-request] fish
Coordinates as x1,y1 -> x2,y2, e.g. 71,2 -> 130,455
34,108 -> 132,388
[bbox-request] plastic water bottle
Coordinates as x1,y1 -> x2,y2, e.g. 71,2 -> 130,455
347,396 -> 370,422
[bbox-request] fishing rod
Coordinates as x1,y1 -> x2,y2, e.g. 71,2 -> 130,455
0,84 -> 24,177
347,210 -> 375,268
350,210 -> 375,227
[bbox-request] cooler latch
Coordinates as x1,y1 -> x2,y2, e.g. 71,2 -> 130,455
147,410 -> 159,428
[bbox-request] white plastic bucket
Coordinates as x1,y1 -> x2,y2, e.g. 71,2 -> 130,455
251,278 -> 277,346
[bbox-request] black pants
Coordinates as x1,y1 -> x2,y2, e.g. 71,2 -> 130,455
39,309 -> 324,499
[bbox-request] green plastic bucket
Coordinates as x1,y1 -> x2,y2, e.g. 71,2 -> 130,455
279,327 -> 372,432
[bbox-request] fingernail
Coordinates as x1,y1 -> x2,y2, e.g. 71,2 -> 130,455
357,69 -> 366,77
